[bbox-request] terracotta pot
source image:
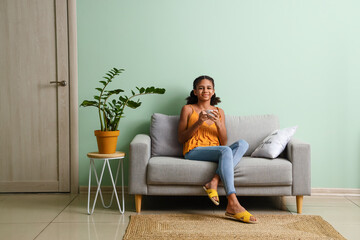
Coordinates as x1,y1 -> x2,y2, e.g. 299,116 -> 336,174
94,130 -> 120,154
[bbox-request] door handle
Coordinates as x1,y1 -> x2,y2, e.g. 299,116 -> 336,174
50,80 -> 67,87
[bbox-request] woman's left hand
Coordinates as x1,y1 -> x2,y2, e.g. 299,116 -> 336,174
210,108 -> 227,145
208,110 -> 221,126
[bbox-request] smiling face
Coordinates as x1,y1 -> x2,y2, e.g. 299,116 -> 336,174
193,79 -> 215,102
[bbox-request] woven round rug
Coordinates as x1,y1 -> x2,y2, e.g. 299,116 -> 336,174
123,214 -> 346,240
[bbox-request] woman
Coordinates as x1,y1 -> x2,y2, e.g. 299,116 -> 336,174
177,75 -> 257,224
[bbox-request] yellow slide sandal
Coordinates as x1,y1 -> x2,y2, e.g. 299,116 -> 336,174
203,186 -> 220,206
225,211 -> 258,224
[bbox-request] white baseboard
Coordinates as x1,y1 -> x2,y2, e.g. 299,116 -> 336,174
311,188 -> 360,196
80,186 -> 360,196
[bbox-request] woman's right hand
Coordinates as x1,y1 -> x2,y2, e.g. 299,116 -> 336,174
178,106 -> 210,144
198,110 -> 209,123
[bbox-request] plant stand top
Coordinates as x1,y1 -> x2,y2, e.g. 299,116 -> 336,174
87,151 -> 125,159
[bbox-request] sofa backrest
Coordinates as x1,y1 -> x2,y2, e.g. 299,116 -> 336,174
225,115 -> 279,156
150,113 -> 182,157
150,113 -> 279,157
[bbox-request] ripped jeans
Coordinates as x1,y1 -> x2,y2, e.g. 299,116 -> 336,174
184,140 -> 249,196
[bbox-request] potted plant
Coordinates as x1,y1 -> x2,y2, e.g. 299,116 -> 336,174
80,67 -> 165,154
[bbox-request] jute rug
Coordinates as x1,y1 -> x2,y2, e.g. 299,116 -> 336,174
123,214 -> 346,240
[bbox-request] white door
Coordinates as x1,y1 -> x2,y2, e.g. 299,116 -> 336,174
0,0 -> 70,192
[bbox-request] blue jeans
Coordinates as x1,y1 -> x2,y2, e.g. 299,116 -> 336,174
184,140 -> 249,196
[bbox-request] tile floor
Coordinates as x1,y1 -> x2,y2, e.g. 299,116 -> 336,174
0,193 -> 359,240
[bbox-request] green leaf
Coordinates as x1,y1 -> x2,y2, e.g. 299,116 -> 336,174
119,96 -> 127,102
107,89 -> 124,95
145,86 -> 154,93
94,96 -> 100,100
131,90 -> 135,96
139,87 -> 166,95
126,100 -> 141,109
95,88 -> 103,92
80,100 -> 98,107
154,88 -> 166,94
100,80 -> 107,86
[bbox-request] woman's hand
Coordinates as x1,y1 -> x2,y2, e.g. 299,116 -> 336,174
197,111 -> 209,123
210,108 -> 228,145
207,110 -> 221,126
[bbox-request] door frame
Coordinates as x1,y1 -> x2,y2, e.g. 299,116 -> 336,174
68,0 -> 79,194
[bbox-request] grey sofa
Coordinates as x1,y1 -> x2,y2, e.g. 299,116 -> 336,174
129,113 -> 311,213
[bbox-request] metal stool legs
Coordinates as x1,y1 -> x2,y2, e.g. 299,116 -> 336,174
87,158 -> 125,214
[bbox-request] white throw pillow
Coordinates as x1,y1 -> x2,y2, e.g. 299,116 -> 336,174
251,126 -> 298,159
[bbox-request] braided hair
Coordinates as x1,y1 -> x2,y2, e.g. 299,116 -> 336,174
186,75 -> 221,105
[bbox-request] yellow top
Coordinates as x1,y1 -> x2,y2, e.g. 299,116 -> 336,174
183,106 -> 220,156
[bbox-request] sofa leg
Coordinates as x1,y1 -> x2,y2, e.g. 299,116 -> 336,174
135,195 -> 142,213
296,195 -> 303,214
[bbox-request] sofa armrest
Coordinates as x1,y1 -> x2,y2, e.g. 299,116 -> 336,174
129,134 -> 151,195
287,138 -> 311,195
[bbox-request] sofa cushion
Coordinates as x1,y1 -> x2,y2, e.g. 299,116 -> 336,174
225,115 -> 279,156
150,113 -> 183,157
233,157 -> 292,186
147,156 -> 292,186
147,156 -> 216,185
251,126 -> 297,159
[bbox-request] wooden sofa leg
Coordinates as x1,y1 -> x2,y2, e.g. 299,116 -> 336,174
296,195 -> 303,214
135,195 -> 142,213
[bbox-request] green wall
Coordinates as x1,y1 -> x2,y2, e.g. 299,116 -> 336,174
77,0 -> 360,189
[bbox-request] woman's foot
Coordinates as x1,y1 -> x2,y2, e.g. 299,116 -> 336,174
226,194 -> 257,223
204,176 -> 220,203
